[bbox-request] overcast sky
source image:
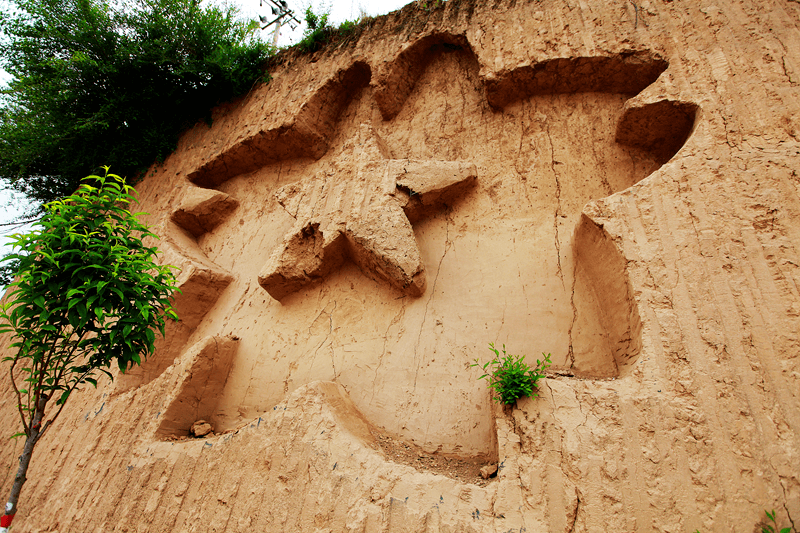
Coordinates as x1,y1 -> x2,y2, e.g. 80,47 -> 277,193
243,0 -> 411,47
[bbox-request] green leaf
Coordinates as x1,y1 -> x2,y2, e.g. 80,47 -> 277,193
66,288 -> 83,299
474,343 -> 551,404
1,170 -> 179,443
0,0 -> 273,206
57,389 -> 71,405
145,328 -> 155,347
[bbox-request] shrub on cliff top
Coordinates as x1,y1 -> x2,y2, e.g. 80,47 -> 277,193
295,5 -> 369,55
0,0 -> 272,208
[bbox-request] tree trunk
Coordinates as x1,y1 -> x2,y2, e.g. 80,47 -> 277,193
1,401 -> 46,532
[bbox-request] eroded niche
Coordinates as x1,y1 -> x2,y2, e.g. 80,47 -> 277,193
143,33 -> 697,463
155,335 -> 239,439
115,187 -> 238,393
571,214 -> 643,377
188,61 -> 372,188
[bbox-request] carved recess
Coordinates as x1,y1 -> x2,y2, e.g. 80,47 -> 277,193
153,34 -> 700,466
481,49 -> 698,165
115,187 -> 238,393
482,52 -> 669,108
258,124 -> 477,301
188,61 -> 372,188
373,32 -> 472,121
374,33 -> 697,378
155,335 -> 240,439
616,98 -> 699,163
571,214 -> 643,376
170,187 -> 239,238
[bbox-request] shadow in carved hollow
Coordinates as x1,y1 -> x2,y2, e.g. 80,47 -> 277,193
570,214 -> 643,377
155,335 -> 239,439
616,98 -> 699,164
483,52 -> 669,108
188,61 -> 372,188
114,187 -> 238,393
373,32 -> 473,121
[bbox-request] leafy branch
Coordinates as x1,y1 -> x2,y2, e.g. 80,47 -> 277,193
472,343 -> 551,405
0,168 -> 179,529
0,0 -> 273,208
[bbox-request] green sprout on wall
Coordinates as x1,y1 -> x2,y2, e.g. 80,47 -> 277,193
472,343 -> 552,405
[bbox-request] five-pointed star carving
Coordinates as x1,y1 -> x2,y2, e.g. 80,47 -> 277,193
258,124 -> 477,301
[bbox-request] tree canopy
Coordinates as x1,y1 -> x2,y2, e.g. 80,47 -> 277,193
0,0 -> 272,207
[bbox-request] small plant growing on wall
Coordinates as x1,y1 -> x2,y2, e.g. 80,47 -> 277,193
762,509 -> 794,533
692,508 -> 796,533
472,343 -> 551,405
297,6 -> 332,54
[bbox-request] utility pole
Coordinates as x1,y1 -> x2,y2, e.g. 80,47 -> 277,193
271,16 -> 282,48
258,0 -> 300,47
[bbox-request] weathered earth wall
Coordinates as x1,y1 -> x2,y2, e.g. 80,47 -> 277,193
2,0 -> 800,531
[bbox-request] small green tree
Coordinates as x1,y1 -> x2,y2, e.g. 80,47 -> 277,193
0,169 -> 178,531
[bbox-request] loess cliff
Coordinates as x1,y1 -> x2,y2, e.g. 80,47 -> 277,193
2,0 -> 800,531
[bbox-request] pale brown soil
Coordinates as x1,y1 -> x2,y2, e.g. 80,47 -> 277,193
162,423 -> 498,487
371,429 -> 496,487
2,0 -> 800,531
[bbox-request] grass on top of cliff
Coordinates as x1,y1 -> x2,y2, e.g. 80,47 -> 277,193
294,5 -> 374,55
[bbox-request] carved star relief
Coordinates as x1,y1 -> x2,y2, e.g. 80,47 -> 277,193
258,124 -> 477,301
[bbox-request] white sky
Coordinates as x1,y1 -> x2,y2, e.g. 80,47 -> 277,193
242,0 -> 411,47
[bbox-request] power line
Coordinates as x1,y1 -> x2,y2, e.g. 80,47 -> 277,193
258,0 -> 301,47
